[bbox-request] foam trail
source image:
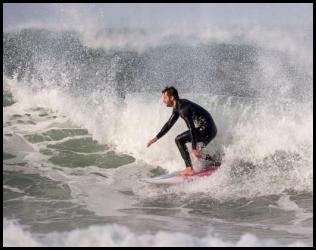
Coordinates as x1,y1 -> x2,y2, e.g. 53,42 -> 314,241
3,219 -> 307,247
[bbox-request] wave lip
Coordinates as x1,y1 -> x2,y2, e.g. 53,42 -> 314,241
3,24 -> 313,101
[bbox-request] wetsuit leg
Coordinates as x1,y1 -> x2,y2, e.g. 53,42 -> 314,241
197,127 -> 217,162
175,130 -> 193,167
175,128 -> 217,167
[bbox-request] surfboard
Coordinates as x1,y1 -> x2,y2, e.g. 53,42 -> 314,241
144,165 -> 220,185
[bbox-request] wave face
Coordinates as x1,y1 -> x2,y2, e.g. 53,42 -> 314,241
3,4 -> 313,247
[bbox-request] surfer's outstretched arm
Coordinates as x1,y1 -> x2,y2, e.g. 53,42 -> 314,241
155,111 -> 179,139
147,111 -> 179,148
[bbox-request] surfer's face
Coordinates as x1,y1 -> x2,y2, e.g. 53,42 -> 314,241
162,92 -> 174,107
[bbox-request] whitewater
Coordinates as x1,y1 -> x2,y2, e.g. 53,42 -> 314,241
3,3 -> 313,247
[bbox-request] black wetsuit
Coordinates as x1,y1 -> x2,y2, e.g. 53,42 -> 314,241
156,99 -> 217,167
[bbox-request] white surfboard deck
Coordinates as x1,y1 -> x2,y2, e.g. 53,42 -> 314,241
144,166 -> 220,185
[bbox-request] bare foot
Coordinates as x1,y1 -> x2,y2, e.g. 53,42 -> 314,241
177,168 -> 194,176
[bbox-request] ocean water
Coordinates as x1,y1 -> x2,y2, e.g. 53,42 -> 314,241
3,4 -> 313,247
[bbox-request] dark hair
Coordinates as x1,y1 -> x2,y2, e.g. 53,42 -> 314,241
162,86 -> 179,100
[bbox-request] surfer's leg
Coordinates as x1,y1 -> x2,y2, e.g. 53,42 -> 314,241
196,127 -> 217,162
175,130 -> 192,167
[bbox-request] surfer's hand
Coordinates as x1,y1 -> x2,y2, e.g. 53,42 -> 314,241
192,149 -> 202,158
147,137 -> 158,148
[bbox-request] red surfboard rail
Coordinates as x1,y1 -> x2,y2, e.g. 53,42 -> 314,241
183,166 -> 220,181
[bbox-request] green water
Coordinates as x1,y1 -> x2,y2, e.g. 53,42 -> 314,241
3,170 -> 71,200
3,152 -> 16,160
3,90 -> 15,107
48,150 -> 135,168
47,137 -> 108,153
24,128 -> 135,168
149,166 -> 168,177
3,170 -> 111,233
25,129 -> 89,143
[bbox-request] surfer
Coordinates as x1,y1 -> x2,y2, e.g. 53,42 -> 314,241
147,86 -> 218,176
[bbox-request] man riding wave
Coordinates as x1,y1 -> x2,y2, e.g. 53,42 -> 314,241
147,86 -> 218,176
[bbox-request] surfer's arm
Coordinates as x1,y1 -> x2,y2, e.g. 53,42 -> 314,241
156,111 -> 179,139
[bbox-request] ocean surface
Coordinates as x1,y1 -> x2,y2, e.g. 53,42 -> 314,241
3,6 -> 313,247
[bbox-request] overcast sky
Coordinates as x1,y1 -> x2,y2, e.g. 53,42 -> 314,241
3,3 -> 313,30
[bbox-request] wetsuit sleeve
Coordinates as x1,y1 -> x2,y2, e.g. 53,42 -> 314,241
183,110 -> 198,149
156,111 -> 179,139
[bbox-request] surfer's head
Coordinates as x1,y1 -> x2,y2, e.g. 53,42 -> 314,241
162,86 -> 179,107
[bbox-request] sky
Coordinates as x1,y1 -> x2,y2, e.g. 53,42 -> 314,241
3,3 -> 313,30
